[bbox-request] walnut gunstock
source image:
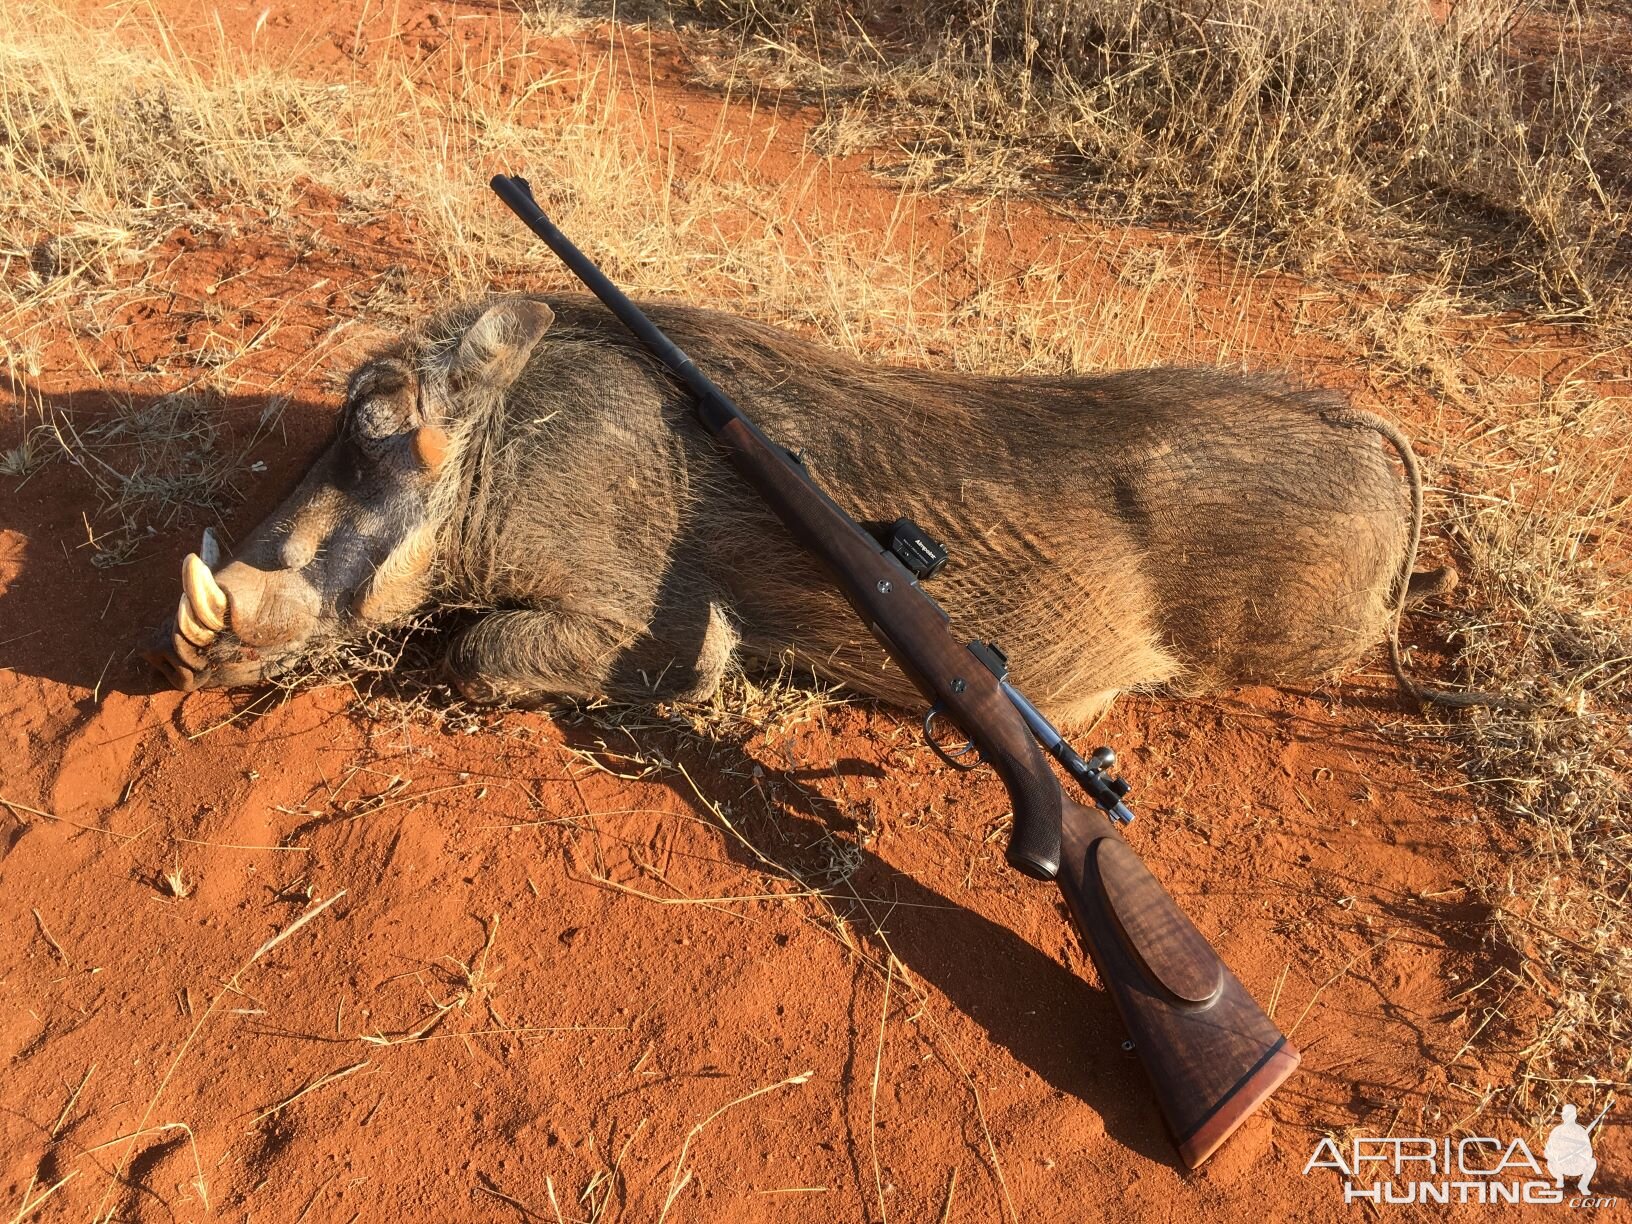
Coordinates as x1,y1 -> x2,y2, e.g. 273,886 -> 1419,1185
1057,796 -> 1300,1167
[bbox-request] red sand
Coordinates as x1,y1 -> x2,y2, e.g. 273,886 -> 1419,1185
2,3 -> 1624,1220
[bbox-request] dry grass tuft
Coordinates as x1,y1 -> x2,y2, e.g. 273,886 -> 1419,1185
669,0 -> 1631,321
159,861 -> 193,899
1428,380 -> 1632,1114
666,653 -> 842,743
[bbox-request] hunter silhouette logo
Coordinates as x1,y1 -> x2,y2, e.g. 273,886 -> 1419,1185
1546,1104 -> 1607,1195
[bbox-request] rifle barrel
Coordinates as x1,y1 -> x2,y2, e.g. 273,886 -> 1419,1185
490,175 -> 743,436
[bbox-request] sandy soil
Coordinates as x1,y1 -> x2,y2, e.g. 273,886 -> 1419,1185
1,3 -> 1625,1221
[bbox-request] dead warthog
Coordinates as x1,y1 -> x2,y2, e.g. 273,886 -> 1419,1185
146,293 -> 1464,723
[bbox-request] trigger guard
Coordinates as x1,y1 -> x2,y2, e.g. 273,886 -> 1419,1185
924,703 -> 982,772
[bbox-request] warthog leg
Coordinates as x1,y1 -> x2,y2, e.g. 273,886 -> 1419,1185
445,602 -> 738,707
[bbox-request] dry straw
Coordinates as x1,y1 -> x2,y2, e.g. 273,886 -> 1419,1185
686,0 -> 1630,321
0,0 -> 1626,1198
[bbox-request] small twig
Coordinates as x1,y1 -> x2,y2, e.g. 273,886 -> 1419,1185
474,1179 -> 543,1220
90,892 -> 346,1218
184,688 -> 283,739
869,959 -> 894,1224
473,913 -> 500,984
292,1174 -> 338,1224
361,1023 -> 624,1047
347,780 -> 489,819
82,1122 -> 208,1210
246,1059 -> 371,1127
8,1171 -> 77,1224
1288,932 -> 1397,1038
1,796 -> 137,842
587,873 -> 816,908
175,837 -> 311,852
31,909 -> 69,966
1449,982 -> 1521,1070
90,649 -> 116,704
658,1070 -> 814,1223
1266,961 -> 1290,1021
358,1001 -> 457,1047
51,1064 -> 96,1140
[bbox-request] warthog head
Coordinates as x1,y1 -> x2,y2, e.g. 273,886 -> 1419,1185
146,297 -> 555,690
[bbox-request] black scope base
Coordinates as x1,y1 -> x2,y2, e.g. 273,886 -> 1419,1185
884,518 -> 948,580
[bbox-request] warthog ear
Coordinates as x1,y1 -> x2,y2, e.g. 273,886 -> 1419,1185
450,297 -> 555,392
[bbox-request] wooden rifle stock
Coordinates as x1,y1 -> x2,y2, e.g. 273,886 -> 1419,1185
489,172 -> 1298,1167
1058,796 -> 1299,1167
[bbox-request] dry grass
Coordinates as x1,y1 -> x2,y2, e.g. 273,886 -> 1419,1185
1,0 -> 1628,1153
662,0 -> 1632,321
1429,380 -> 1631,1115
1310,261 -> 1632,1113
0,1 -> 1277,378
158,861 -> 193,899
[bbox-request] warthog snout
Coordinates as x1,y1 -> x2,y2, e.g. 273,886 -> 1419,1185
147,533 -> 331,691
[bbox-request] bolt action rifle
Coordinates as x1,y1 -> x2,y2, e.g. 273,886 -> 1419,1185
491,173 -> 1299,1168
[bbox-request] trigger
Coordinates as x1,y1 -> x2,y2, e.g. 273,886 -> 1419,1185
923,703 -> 982,772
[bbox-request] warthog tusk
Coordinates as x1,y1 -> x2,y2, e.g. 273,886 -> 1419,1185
176,594 -> 216,649
199,526 -> 222,570
176,595 -> 214,649
182,552 -> 227,630
170,630 -> 207,671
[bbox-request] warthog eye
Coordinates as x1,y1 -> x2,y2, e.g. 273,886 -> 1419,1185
346,362 -> 413,441
351,397 -> 401,441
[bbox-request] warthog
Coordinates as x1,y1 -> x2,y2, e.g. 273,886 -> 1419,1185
146,293 -> 1461,724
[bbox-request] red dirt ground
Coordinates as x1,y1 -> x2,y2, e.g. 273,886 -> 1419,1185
2,3 -> 1626,1221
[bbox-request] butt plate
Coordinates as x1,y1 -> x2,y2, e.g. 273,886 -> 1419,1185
1176,1038 -> 1301,1169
